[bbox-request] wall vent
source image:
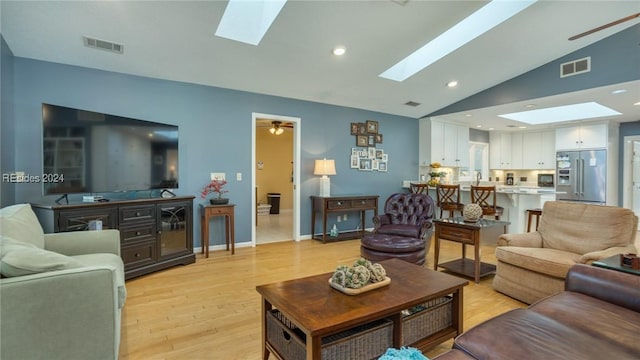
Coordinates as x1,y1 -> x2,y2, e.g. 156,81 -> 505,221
404,101 -> 421,107
560,56 -> 590,78
83,36 -> 124,54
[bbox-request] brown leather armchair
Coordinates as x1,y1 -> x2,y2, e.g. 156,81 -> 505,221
361,193 -> 435,265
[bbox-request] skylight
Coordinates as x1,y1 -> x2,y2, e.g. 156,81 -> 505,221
215,0 -> 287,46
498,102 -> 622,124
379,0 -> 536,82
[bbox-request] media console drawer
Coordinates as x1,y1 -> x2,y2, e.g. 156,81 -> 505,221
32,196 -> 195,280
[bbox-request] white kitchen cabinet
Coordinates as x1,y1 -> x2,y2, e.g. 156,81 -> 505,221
419,118 -> 469,168
522,130 -> 555,169
490,132 -> 512,169
556,124 -> 607,150
511,133 -> 523,169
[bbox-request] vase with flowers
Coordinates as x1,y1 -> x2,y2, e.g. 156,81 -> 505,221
201,179 -> 229,205
428,162 -> 447,187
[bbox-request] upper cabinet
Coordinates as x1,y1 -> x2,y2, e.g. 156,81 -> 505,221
419,118 -> 469,168
556,124 -> 607,150
489,132 -> 512,169
522,130 -> 555,169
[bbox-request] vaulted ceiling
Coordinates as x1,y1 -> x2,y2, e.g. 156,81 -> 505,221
2,1 -> 639,127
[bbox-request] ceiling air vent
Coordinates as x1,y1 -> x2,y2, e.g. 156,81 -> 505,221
560,57 -> 590,78
404,101 -> 421,107
83,36 -> 124,54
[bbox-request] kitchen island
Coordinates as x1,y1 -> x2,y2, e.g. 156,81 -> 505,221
402,181 -> 564,234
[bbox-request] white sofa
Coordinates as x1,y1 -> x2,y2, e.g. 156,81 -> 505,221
0,204 -> 126,360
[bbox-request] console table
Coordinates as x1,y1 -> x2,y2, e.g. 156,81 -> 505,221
310,195 -> 378,243
200,203 -> 235,257
31,196 -> 195,279
257,258 -> 467,360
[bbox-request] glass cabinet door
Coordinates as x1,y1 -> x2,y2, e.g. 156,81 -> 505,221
158,202 -> 192,258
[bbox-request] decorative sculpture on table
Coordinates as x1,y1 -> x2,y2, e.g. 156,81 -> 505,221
463,203 -> 483,222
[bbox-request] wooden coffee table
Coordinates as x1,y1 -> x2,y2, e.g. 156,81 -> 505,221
256,258 -> 468,360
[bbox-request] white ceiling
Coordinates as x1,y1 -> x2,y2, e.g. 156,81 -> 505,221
2,1 -> 639,127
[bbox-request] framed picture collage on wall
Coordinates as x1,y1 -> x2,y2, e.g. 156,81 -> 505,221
350,120 -> 387,172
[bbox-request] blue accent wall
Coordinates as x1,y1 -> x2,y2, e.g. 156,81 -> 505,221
1,36 -> 15,207
8,57 -> 418,246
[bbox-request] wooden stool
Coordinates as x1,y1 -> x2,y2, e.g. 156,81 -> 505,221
526,209 -> 543,232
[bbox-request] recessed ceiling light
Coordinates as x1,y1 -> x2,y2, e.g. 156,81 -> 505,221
499,102 -> 621,124
634,101 -> 640,106
332,46 -> 346,56
476,125 -> 482,128
215,0 -> 287,45
489,128 -> 494,130
525,104 -> 536,108
447,80 -> 458,88
518,126 -> 527,129
611,89 -> 627,94
379,0 -> 536,81
465,114 -> 472,117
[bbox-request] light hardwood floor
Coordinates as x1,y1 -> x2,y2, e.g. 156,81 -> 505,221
119,238 -> 527,359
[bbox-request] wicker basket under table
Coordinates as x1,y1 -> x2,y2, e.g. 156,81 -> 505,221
401,296 -> 453,346
266,309 -> 393,360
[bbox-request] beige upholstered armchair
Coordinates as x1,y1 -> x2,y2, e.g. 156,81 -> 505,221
493,201 -> 637,304
0,204 -> 126,360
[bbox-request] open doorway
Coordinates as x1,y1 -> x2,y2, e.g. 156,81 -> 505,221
623,135 -> 640,229
252,113 -> 301,245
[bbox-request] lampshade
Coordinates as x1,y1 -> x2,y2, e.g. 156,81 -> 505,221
314,159 -> 336,176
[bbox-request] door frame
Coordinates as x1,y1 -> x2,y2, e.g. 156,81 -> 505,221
622,135 -> 640,227
251,112 -> 301,245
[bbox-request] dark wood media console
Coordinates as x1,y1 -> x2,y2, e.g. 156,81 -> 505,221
32,196 -> 195,280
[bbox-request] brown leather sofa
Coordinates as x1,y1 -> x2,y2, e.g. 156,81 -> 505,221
434,264 -> 640,359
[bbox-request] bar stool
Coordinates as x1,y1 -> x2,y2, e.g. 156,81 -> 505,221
436,184 -> 464,218
470,185 -> 504,220
526,208 -> 543,232
409,183 -> 430,195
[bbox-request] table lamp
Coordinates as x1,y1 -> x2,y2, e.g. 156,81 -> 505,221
314,158 -> 336,197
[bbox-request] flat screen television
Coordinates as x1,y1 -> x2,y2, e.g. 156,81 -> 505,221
42,103 -> 179,195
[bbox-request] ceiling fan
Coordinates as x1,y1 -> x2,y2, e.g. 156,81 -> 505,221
266,121 -> 293,135
569,12 -> 639,40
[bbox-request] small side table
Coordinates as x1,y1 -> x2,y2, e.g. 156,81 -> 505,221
433,217 -> 509,283
200,204 -> 235,258
592,255 -> 640,276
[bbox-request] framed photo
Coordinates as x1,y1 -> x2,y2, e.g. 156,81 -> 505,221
350,154 -> 359,168
359,158 -> 372,171
375,149 -> 384,159
371,159 -> 379,171
375,134 -> 383,144
367,147 -> 376,159
382,154 -> 388,162
368,135 -> 376,146
356,135 -> 368,147
359,149 -> 367,157
357,123 -> 367,135
350,123 -> 359,135
378,161 -> 388,172
366,120 -> 379,134
351,147 -> 358,155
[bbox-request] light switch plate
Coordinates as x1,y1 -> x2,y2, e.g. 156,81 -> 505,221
236,173 -> 242,181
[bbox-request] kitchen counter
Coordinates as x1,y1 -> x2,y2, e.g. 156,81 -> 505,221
402,181 -> 563,233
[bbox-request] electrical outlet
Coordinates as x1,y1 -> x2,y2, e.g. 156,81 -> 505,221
236,173 -> 242,181
210,172 -> 226,181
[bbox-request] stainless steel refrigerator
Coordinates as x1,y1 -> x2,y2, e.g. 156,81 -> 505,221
556,150 -> 606,204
